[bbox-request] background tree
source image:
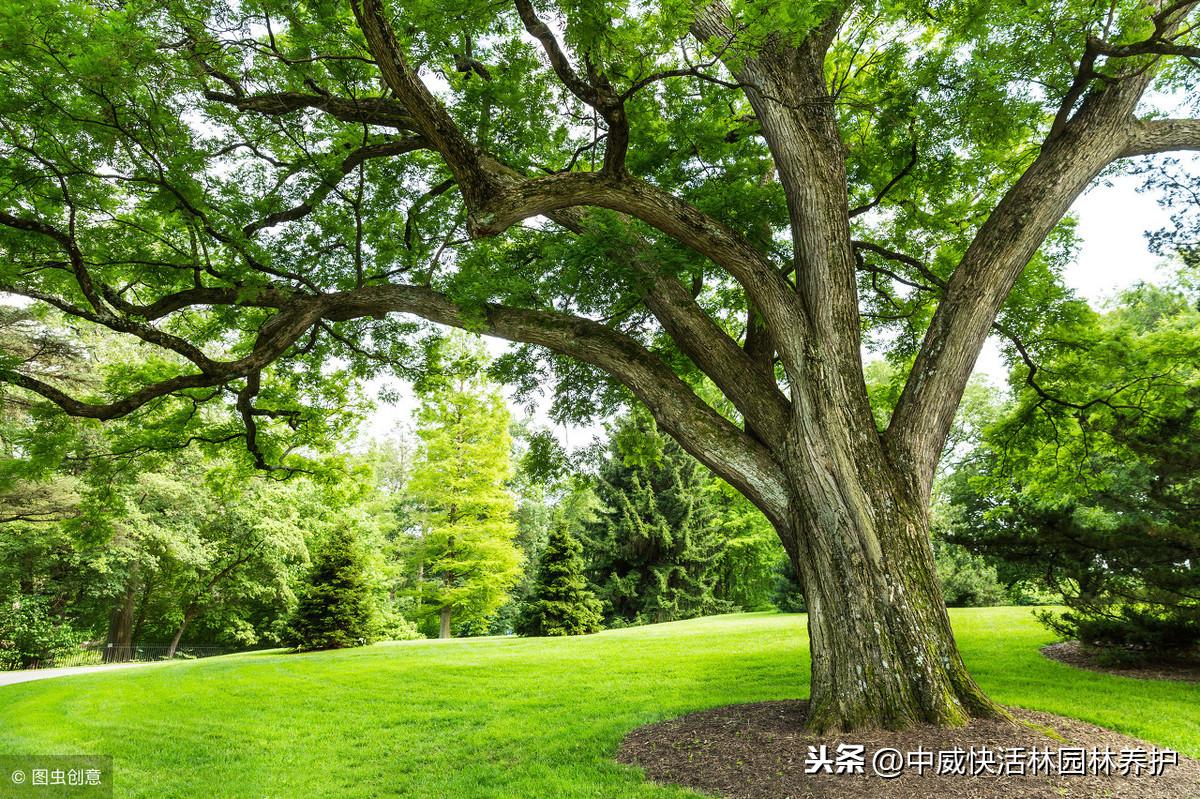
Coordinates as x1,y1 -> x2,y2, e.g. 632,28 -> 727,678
289,525 -> 377,651
2,0 -> 1199,729
515,523 -> 602,637
946,275 -> 1200,659
704,477 -> 787,612
583,413 -> 731,625
402,335 -> 521,638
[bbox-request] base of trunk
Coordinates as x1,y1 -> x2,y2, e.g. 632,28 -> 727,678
782,451 -> 1011,732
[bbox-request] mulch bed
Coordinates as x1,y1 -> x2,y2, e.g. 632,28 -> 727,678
1042,641 -> 1200,683
617,700 -> 1200,799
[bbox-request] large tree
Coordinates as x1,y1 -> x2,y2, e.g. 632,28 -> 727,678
1,0 -> 1198,730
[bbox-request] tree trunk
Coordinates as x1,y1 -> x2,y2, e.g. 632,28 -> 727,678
439,605 -> 452,639
166,608 -> 195,659
777,432 -> 1007,732
104,579 -> 137,664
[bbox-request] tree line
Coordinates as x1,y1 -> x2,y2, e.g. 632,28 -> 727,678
3,273 -> 1197,666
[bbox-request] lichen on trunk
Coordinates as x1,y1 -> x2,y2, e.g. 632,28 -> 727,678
778,425 -> 1009,732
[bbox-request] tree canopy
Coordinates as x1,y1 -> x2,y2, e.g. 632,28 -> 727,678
2,0 -> 1199,731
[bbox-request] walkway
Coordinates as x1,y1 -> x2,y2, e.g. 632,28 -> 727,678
0,661 -> 154,687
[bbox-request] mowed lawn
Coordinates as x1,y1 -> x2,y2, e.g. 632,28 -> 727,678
1,608 -> 1197,798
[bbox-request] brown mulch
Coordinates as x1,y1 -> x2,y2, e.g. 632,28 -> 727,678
617,700 -> 1200,799
1042,641 -> 1200,683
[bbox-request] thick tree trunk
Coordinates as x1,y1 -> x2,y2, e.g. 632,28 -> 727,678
777,437 -> 1007,732
439,605 -> 452,639
104,579 -> 137,664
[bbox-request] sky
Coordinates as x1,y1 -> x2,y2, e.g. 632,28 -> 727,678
360,158 -> 1198,449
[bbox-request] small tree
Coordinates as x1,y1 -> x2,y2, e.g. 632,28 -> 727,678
516,524 -> 603,637
289,527 -> 376,651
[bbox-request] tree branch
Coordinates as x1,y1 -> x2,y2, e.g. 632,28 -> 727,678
1121,117 -> 1200,156
203,90 -> 419,131
326,283 -> 792,523
512,0 -> 629,173
888,60 -> 1163,493
242,136 -> 427,236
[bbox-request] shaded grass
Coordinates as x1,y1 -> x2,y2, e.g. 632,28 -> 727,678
0,608 -> 1196,798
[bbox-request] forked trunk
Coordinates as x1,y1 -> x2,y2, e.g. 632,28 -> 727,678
777,431 -> 1008,732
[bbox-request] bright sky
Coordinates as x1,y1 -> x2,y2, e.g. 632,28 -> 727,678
362,157 -> 1199,448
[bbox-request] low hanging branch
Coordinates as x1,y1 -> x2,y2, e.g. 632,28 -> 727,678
2,0 -> 1198,734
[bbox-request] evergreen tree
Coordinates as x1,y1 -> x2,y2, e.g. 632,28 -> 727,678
771,558 -> 807,614
516,524 -> 603,636
583,414 -> 731,625
289,527 -> 376,651
404,335 -> 522,638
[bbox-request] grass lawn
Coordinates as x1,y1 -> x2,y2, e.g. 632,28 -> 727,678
0,607 -> 1197,798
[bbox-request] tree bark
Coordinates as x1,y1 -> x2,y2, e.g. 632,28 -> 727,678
777,399 -> 1007,732
439,605 -> 452,639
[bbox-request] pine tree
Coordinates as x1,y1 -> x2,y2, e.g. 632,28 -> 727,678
404,334 -> 522,638
584,413 -> 731,625
289,527 -> 376,651
516,523 -> 603,636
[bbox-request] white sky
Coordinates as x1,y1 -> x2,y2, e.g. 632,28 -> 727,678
361,159 -> 1198,448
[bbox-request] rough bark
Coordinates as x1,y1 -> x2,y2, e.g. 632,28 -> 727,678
779,448 -> 1002,731
4,0 -> 1200,735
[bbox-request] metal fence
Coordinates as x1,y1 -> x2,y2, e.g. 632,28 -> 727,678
9,643 -> 233,671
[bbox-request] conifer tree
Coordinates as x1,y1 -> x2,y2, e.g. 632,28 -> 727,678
584,414 -> 730,625
516,523 -> 603,637
404,335 -> 522,638
289,527 -> 376,651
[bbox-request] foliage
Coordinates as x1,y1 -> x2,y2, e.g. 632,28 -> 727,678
288,526 -> 377,651
932,541 -> 1007,608
771,558 -> 807,614
703,477 -> 783,611
515,523 -> 603,636
0,421 -> 391,660
946,275 -> 1200,657
582,413 -> 732,625
929,498 -> 1007,608
400,334 -> 522,637
0,593 -> 80,669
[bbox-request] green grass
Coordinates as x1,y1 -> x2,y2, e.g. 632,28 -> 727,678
0,608 -> 1196,798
